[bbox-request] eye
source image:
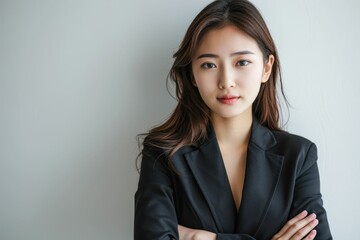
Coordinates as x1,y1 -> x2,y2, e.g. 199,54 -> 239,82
200,62 -> 217,69
236,60 -> 250,67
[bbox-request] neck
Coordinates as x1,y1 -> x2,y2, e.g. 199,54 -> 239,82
211,110 -> 253,148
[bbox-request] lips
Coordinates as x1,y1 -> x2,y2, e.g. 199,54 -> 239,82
217,95 -> 240,104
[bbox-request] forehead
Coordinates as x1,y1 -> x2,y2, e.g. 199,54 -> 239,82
194,25 -> 262,56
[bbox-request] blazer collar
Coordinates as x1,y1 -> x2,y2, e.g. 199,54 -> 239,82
248,117 -> 277,150
183,117 -> 284,234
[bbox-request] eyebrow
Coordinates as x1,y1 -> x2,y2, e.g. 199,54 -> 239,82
196,50 -> 255,59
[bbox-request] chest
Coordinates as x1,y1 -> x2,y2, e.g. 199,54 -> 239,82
219,145 -> 247,211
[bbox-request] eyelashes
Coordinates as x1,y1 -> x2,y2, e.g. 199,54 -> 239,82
200,62 -> 217,69
236,60 -> 251,66
200,60 -> 251,69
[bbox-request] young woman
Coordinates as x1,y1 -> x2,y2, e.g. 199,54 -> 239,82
134,0 -> 332,239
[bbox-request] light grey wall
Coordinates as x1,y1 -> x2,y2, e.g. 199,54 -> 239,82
0,0 -> 359,239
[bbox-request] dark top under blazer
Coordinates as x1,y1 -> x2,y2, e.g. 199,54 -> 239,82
134,118 -> 332,239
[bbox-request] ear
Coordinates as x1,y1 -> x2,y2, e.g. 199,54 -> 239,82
261,54 -> 275,83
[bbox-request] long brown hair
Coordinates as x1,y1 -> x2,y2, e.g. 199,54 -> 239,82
138,0 -> 288,168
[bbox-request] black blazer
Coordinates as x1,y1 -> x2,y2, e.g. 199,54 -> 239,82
134,118 -> 332,239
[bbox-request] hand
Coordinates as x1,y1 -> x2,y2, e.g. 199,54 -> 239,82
178,225 -> 216,240
271,210 -> 319,240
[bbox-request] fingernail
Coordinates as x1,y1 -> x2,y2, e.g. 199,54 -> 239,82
310,213 -> 317,219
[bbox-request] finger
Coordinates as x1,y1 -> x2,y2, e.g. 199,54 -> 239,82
304,230 -> 317,240
285,214 -> 316,239
178,225 -> 191,240
272,210 -> 308,239
289,218 -> 319,240
178,225 -> 188,233
281,213 -> 317,240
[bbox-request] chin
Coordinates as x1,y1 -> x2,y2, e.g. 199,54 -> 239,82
211,106 -> 252,120
213,111 -> 246,119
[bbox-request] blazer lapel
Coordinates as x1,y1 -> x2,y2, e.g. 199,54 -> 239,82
236,119 -> 284,236
183,118 -> 284,234
184,127 -> 237,233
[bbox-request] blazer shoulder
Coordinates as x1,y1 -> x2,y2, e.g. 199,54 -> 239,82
270,129 -> 319,173
271,129 -> 315,151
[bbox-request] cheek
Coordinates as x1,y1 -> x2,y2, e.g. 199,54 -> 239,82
236,72 -> 263,98
237,67 -> 263,86
196,82 -> 215,99
194,73 -> 217,92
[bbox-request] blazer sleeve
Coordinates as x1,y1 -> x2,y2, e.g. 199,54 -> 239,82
216,233 -> 256,240
134,146 -> 178,240
288,143 -> 332,239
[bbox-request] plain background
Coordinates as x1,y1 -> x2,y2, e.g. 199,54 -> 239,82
1,0 -> 359,239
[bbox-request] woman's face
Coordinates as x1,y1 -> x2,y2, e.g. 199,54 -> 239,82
191,24 -> 274,121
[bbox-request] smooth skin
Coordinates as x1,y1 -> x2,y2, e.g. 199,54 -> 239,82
178,25 -> 318,240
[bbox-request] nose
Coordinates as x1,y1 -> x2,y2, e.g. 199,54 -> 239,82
218,65 -> 236,89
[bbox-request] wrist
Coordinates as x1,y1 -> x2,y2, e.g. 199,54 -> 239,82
194,231 -> 216,240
